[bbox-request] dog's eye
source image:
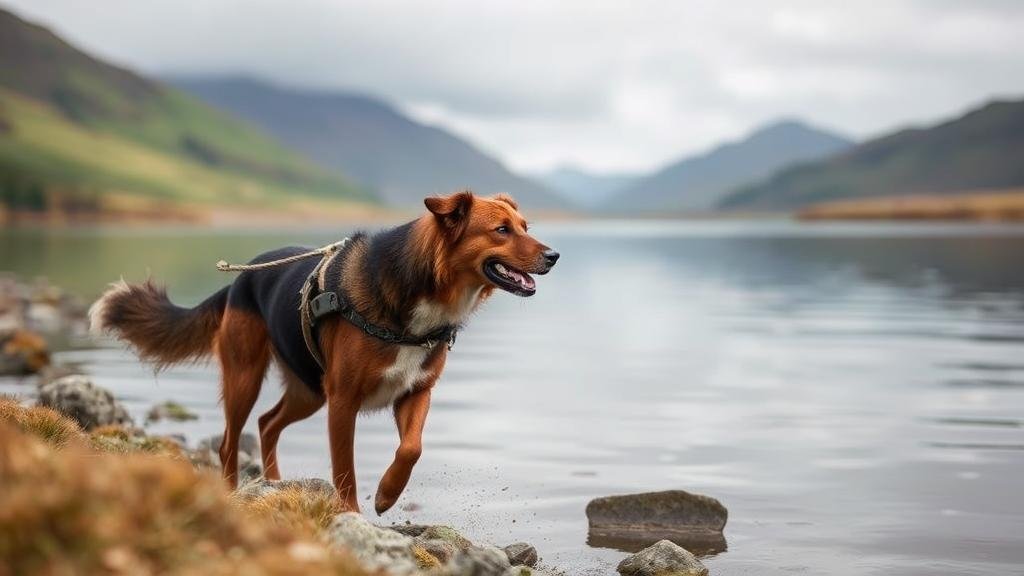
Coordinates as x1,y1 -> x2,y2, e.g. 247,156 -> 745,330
495,225 -> 509,234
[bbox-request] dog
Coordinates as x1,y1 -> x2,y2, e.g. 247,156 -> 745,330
89,191 -> 558,514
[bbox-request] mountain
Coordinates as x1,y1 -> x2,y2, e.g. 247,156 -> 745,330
0,7 -> 371,217
170,77 -> 569,211
605,121 -> 853,213
720,99 -> 1024,211
532,165 -> 639,208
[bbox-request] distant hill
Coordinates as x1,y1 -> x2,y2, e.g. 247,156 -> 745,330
0,8 -> 371,218
605,121 -> 852,213
720,99 -> 1024,211
532,165 -> 638,209
171,77 -> 569,211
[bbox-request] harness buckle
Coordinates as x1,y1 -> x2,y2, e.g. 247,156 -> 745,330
309,292 -> 340,324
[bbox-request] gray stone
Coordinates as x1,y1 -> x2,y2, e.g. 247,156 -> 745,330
189,434 -> 262,482
451,545 -> 512,576
326,512 -> 419,575
198,432 -> 258,458
36,374 -> 132,430
503,542 -> 538,567
616,540 -> 707,576
235,477 -> 335,501
587,490 -> 727,544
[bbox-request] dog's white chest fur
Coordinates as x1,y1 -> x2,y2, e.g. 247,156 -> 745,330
361,289 -> 480,410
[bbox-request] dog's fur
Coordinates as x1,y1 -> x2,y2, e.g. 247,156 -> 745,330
89,191 -> 557,514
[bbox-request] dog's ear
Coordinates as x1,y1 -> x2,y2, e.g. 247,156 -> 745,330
424,191 -> 473,240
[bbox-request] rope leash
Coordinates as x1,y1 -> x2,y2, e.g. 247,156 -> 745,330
215,238 -> 349,272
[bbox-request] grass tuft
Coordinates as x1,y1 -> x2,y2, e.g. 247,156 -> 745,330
0,395 -> 82,447
237,486 -> 344,536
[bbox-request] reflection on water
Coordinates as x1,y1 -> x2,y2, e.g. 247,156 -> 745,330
586,529 -> 728,556
3,220 -> 1024,575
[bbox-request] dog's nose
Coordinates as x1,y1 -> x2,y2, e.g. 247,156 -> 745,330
543,249 -> 560,268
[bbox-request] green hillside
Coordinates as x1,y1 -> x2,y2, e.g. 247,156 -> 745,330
0,8 -> 373,217
720,99 -> 1024,211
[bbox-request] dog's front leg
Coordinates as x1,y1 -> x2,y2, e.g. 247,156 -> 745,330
326,392 -> 361,512
374,384 -> 432,515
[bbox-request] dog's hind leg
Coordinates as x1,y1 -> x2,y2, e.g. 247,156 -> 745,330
216,310 -> 270,488
258,372 -> 324,480
374,384 -> 432,515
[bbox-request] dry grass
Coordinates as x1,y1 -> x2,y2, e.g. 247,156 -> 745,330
0,421 -> 371,576
0,396 -> 82,447
798,189 -> 1024,221
238,486 -> 344,536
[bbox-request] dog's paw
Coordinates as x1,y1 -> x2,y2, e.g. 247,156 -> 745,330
374,491 -> 397,516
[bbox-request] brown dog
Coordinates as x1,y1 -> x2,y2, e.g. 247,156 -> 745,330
89,191 -> 558,513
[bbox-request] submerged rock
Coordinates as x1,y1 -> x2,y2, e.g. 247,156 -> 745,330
616,540 -> 707,576
36,374 -> 132,430
503,542 -> 538,567
0,329 -> 50,375
145,400 -> 198,423
587,490 -> 727,552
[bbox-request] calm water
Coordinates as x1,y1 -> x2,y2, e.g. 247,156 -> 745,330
3,220 -> 1024,575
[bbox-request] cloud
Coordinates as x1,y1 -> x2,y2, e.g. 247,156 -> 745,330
6,0 -> 1024,172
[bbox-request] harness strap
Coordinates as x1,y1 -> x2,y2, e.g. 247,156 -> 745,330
217,237 -> 458,374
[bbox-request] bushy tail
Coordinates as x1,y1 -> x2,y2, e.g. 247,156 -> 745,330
89,280 -> 229,370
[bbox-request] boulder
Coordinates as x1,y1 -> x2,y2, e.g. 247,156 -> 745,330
0,329 -> 50,375
587,490 -> 727,552
616,540 -> 707,576
326,512 -> 420,575
502,542 -> 538,567
36,375 -> 132,430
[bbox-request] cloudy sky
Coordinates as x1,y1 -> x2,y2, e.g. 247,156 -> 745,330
7,1 -> 1024,174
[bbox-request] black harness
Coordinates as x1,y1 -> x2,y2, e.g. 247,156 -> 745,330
299,242 -> 458,371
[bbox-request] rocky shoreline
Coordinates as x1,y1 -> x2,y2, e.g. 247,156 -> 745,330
1,274 -> 725,575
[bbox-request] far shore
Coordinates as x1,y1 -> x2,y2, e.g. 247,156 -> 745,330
797,189 -> 1024,222
6,191 -> 1024,229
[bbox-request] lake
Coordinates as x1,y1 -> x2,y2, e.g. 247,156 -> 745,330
2,220 -> 1024,575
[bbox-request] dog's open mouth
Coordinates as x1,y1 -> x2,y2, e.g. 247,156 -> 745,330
484,259 -> 536,297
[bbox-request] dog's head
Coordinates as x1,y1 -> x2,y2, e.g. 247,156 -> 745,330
424,191 -> 558,297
